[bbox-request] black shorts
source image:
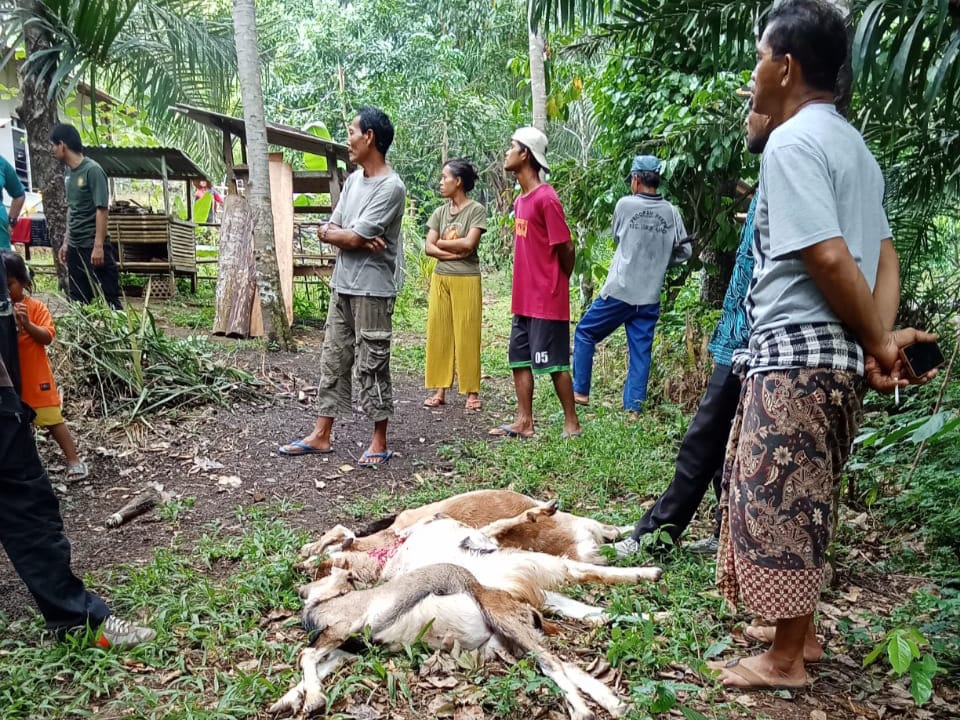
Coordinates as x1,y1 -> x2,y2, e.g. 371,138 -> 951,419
508,315 -> 571,375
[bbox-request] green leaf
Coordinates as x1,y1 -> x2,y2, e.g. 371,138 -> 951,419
650,683 -> 676,713
887,630 -> 916,674
909,660 -> 935,706
863,637 -> 886,668
193,191 -> 213,224
302,121 -> 332,171
703,640 -> 728,660
679,706 -> 709,720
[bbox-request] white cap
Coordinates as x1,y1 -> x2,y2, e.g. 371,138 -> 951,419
511,126 -> 549,172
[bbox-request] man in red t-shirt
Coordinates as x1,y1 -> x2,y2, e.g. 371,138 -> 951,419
489,127 -> 581,440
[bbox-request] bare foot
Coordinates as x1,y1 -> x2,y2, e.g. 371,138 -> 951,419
574,393 -> 590,406
743,624 -> 824,662
423,391 -> 445,407
488,422 -> 534,439
710,653 -> 809,689
279,438 -> 333,456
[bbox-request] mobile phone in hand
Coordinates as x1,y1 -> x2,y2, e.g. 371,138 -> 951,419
900,341 -> 945,379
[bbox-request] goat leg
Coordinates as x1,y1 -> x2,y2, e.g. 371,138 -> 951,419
542,591 -> 609,626
479,499 -> 558,540
300,647 -> 329,716
535,651 -> 595,720
560,661 -> 628,718
268,680 -> 305,716
300,525 -> 357,558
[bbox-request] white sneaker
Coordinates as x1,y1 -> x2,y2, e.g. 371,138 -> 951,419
611,536 -> 641,559
95,615 -> 156,649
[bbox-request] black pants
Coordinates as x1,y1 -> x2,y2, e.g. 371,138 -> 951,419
633,363 -> 742,543
0,388 -> 110,632
67,242 -> 122,310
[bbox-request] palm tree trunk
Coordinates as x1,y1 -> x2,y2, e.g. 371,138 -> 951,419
528,31 -> 547,132
231,0 -> 294,350
16,0 -> 68,291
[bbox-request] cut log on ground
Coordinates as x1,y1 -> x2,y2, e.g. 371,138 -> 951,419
104,488 -> 160,528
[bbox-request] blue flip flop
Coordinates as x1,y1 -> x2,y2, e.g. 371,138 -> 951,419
358,449 -> 394,468
279,440 -> 334,456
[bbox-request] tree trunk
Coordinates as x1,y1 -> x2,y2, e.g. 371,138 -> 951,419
212,194 -> 257,337
528,32 -> 547,132
231,0 -> 294,350
16,2 -> 68,291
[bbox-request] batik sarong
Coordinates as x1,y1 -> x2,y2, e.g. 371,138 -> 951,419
717,368 -> 863,619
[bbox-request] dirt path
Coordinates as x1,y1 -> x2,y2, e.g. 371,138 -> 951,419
0,342 -> 511,622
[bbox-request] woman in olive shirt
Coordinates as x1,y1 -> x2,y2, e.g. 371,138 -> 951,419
423,159 -> 487,410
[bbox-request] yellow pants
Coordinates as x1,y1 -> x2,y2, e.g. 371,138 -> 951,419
425,273 -> 482,394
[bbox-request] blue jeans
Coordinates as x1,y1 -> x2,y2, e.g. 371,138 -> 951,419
572,295 -> 659,411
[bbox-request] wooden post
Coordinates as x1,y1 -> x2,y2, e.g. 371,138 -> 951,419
223,131 -> 237,194
160,155 -> 170,216
211,193 -> 257,337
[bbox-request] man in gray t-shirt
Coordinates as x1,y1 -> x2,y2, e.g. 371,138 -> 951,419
746,102 -> 889,353
280,107 -> 406,467
712,0 -> 935,693
572,155 -> 690,412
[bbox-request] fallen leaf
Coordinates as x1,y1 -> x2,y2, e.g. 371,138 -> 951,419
422,675 -> 459,689
193,456 -> 224,471
454,706 -> 485,720
217,475 -> 242,488
734,694 -> 757,707
843,586 -> 863,603
338,464 -> 355,473
314,480 -> 327,490
810,711 -> 828,720
159,670 -> 183,685
427,696 -> 455,717
237,659 -> 259,672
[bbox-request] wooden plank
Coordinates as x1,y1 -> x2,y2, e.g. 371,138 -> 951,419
293,205 -> 333,214
270,153 -> 294,326
119,261 -> 176,270
291,171 -> 333,194
292,265 -> 334,278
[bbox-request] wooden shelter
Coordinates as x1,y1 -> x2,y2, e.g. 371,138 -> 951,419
84,146 -> 208,293
172,104 -> 354,336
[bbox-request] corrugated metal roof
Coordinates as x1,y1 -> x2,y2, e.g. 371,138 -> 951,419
83,146 -> 208,181
172,103 -> 351,161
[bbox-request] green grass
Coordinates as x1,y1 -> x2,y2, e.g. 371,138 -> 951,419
3,269 -> 957,717
0,503 -> 307,720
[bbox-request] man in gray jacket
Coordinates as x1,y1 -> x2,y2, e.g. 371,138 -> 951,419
572,155 -> 690,413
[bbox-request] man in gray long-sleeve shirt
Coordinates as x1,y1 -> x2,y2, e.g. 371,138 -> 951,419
280,107 -> 406,467
572,155 -> 690,412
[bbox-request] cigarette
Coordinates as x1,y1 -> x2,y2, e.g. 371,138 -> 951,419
894,385 -> 900,406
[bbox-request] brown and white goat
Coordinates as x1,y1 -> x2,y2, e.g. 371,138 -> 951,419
271,563 -> 627,720
299,501 -> 662,625
300,489 -> 629,564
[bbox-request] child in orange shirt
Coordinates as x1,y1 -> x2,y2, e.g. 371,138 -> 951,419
2,251 -> 88,480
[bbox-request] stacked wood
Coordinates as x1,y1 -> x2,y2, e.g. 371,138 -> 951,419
108,215 -> 196,274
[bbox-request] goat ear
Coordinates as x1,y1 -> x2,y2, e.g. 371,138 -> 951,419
331,556 -> 350,569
